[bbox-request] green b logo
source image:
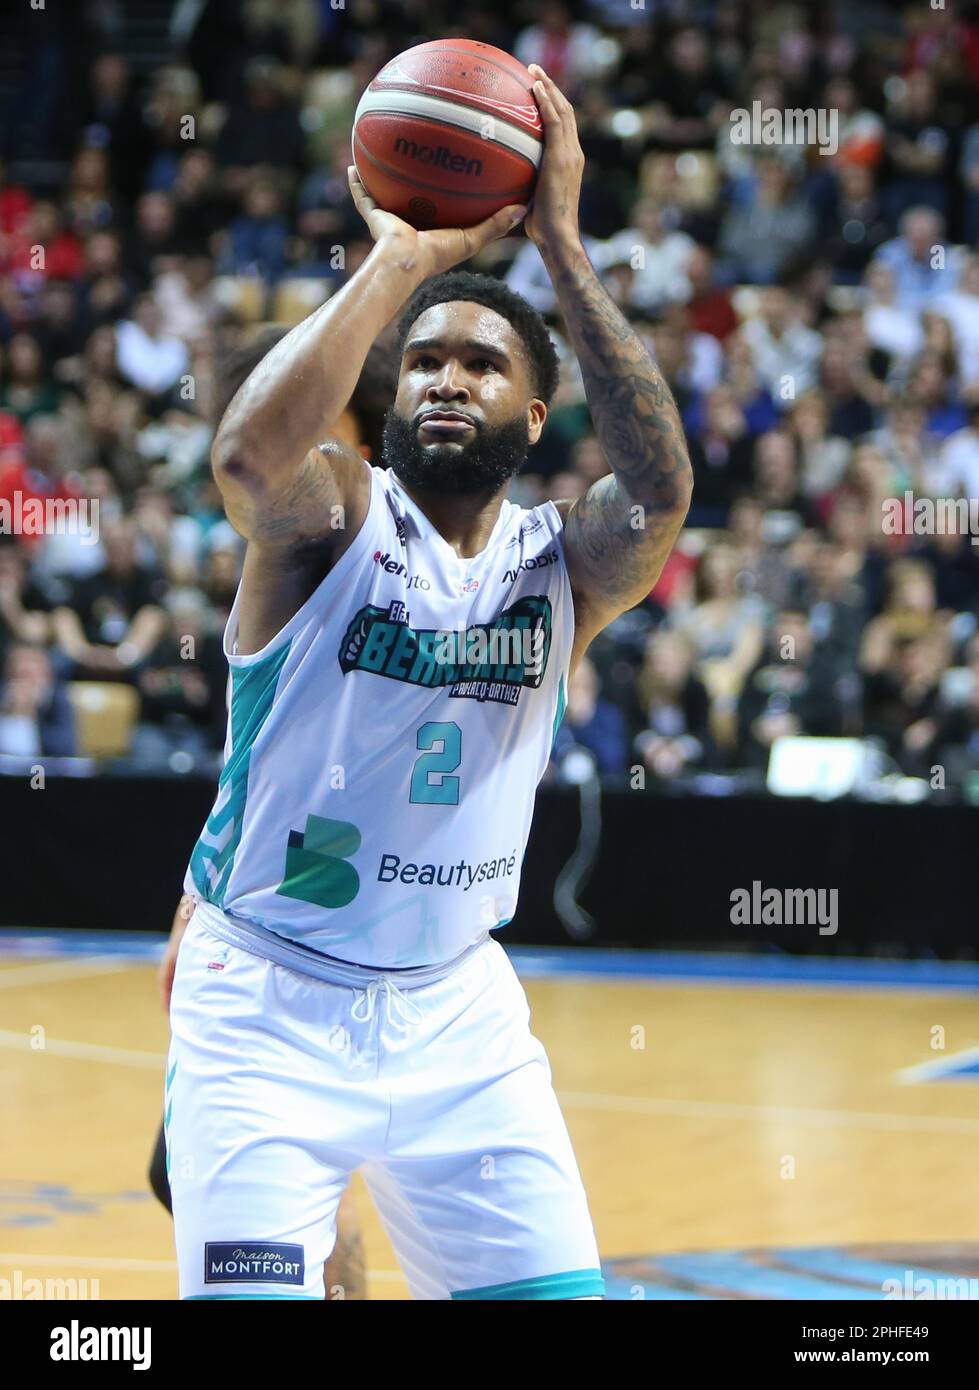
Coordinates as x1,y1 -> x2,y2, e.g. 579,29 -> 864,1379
276,814 -> 361,909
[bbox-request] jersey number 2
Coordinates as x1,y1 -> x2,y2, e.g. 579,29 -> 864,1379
409,721 -> 461,805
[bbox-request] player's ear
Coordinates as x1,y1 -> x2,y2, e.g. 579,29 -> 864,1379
528,399 -> 547,445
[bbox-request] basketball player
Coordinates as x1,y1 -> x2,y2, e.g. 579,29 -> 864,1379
166,66 -> 692,1299
151,329 -> 397,1300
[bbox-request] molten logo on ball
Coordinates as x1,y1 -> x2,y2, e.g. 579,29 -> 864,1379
393,138 -> 484,177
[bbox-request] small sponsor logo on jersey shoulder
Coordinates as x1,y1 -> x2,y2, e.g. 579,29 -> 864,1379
505,517 -> 545,547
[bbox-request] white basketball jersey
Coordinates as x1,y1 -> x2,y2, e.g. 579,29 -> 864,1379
183,465 -> 574,968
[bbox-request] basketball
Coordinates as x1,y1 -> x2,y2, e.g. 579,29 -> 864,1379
352,39 -> 543,231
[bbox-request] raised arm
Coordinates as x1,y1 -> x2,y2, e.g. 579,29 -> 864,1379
525,67 -> 694,652
212,181 -> 529,546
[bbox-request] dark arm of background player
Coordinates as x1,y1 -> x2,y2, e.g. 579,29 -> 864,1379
542,238 -> 693,627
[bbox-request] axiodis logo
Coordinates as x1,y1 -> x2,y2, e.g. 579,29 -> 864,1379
393,138 -> 483,176
503,549 -> 559,583
373,551 -> 431,590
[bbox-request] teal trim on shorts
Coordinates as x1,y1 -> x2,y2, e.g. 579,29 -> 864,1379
451,1268 -> 605,1300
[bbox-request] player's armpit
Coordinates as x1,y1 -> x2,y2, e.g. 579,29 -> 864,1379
558,470 -> 691,648
212,434 -> 371,548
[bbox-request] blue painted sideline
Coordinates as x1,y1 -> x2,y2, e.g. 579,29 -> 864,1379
0,928 -> 977,990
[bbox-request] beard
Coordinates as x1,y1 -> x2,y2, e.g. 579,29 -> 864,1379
381,408 -> 530,495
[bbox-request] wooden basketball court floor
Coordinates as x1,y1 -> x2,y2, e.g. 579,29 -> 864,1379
2,932 -> 978,1300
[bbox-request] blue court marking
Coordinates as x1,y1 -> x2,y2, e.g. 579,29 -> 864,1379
900,1046 -> 979,1084
0,929 -> 165,960
1,927 -> 978,991
654,1251 -> 887,1300
601,1246 -> 979,1300
0,1181 -> 152,1228
765,1247 -> 972,1288
506,947 -> 979,992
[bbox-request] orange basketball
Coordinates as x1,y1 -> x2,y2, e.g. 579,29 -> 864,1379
352,39 -> 543,231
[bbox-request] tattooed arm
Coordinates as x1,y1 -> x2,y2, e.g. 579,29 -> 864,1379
526,67 -> 693,658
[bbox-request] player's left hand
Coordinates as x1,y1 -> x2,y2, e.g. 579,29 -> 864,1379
524,65 -> 584,252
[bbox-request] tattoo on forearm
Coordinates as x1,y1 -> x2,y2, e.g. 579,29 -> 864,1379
547,247 -> 693,610
551,252 -> 691,506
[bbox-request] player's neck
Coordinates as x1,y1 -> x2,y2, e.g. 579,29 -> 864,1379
398,481 -> 508,560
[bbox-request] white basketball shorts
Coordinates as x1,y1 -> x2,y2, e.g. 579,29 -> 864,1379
165,914 -> 605,1299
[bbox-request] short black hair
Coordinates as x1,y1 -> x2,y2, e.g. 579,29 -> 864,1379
213,325 -> 398,464
394,270 -> 560,408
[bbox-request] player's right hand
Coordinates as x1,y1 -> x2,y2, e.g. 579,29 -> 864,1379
159,894 -> 197,1012
347,165 -> 526,278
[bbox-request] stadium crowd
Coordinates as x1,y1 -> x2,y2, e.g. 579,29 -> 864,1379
2,0 -> 979,795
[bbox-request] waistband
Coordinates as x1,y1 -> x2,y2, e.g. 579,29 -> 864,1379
191,898 -> 491,990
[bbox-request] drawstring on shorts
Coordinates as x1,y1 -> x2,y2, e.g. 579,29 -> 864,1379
350,975 -> 424,1028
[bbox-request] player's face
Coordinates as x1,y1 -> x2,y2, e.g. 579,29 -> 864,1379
383,302 -> 546,495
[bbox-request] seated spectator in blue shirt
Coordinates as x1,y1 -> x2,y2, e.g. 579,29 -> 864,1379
219,176 -> 289,282
0,641 -> 76,757
551,656 -> 628,776
872,207 -> 959,312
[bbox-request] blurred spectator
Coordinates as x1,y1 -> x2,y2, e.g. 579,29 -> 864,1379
218,175 -> 289,282
685,386 -> 754,520
863,632 -> 946,775
737,608 -> 847,768
938,401 -> 979,501
0,334 -> 64,422
820,162 -> 890,284
740,286 -> 823,400
214,57 -> 305,195
634,630 -> 712,780
717,159 -> 817,286
115,294 -> 190,395
514,2 -> 615,99
685,246 -> 738,343
131,586 -> 227,768
51,516 -> 167,681
671,541 -> 765,734
550,655 -> 628,776
934,254 -> 979,390
862,261 -> 924,364
0,642 -> 76,757
599,198 -> 695,315
872,207 -> 959,312
787,393 -> 851,502
882,70 -> 952,222
0,542 -> 54,668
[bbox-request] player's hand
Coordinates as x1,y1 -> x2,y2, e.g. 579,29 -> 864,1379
523,66 -> 584,252
347,165 -> 526,279
159,894 -> 196,1012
